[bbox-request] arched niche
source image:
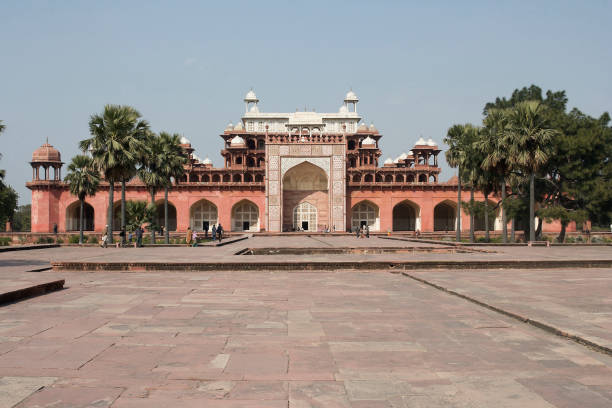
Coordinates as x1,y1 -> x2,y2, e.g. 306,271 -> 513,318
393,200 -> 421,231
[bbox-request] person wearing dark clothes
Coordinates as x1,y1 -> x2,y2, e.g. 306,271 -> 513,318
366,225 -> 370,238
212,224 -> 217,242
135,226 -> 143,248
217,224 -> 223,243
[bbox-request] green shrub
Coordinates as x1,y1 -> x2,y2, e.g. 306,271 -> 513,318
0,237 -> 11,246
69,235 -> 80,244
56,238 -> 64,244
35,236 -> 54,244
88,235 -> 98,244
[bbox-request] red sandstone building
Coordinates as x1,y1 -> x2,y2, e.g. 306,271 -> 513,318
27,90 -> 564,235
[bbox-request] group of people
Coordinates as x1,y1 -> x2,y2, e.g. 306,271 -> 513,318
186,224 -> 223,247
101,224 -> 144,248
355,224 -> 370,238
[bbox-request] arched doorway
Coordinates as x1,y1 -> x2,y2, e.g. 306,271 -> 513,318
282,162 -> 328,232
293,202 -> 317,231
66,201 -> 94,231
351,201 -> 379,232
434,200 -> 456,231
232,200 -> 259,232
154,201 -> 177,231
393,201 -> 420,231
190,200 -> 218,232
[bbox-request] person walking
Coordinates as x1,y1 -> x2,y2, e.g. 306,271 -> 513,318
212,224 -> 217,242
101,224 -> 109,248
366,225 -> 370,238
217,224 -> 223,243
135,225 -> 143,248
186,226 -> 192,246
192,230 -> 198,247
355,226 -> 360,239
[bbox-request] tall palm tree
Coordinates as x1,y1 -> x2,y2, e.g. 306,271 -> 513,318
80,105 -> 149,244
139,133 -> 166,244
64,155 -> 100,244
479,108 -> 511,242
444,124 -> 471,242
459,125 -> 482,242
505,101 -> 557,242
158,132 -> 189,243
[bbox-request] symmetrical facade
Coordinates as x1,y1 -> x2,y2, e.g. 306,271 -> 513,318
27,90 -> 565,234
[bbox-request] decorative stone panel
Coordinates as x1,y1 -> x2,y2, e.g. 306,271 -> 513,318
269,196 -> 280,206
333,145 -> 344,155
279,146 -> 289,155
312,145 -> 322,156
269,182 -> 279,195
333,196 -> 344,205
333,180 -> 343,194
269,156 -> 279,170
298,145 -> 312,155
333,155 -> 344,170
269,170 -> 279,181
322,145 -> 332,156
269,145 -> 279,155
269,205 -> 280,220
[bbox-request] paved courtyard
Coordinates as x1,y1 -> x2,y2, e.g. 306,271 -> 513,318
0,272 -> 610,406
0,238 -> 611,407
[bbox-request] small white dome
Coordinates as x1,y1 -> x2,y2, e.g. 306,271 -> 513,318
415,137 -> 426,145
369,123 -> 377,132
180,136 -> 191,145
399,152 -> 408,160
202,157 -> 212,165
244,90 -> 258,102
230,135 -> 245,146
393,157 -> 400,164
344,90 -> 359,101
426,138 -> 437,146
225,122 -> 233,131
339,104 -> 349,113
408,150 -> 414,156
357,122 -> 368,131
362,136 -> 376,145
249,105 -> 259,113
234,122 -> 244,130
384,157 -> 393,165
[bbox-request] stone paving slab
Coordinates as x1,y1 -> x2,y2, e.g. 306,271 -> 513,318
0,270 -> 610,407
406,268 -> 612,353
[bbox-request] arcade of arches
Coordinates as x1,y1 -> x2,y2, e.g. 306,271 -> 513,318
393,201 -> 420,231
282,162 -> 328,232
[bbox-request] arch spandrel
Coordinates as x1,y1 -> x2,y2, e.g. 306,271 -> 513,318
280,157 -> 330,180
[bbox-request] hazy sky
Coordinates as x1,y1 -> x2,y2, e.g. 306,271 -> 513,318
1,0 -> 610,204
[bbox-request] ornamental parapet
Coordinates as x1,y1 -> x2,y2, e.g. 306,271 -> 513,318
266,133 -> 345,144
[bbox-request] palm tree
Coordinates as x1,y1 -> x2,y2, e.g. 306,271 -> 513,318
64,155 -> 100,244
459,125 -> 482,242
139,133 -> 166,244
444,124 -> 471,242
80,105 -> 149,244
158,132 -> 188,243
478,108 -> 511,242
505,101 -> 557,242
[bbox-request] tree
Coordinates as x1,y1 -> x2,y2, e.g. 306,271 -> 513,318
445,125 -> 466,242
157,132 -> 188,243
539,109 -> 612,241
64,155 -> 100,244
0,186 -> 18,229
457,125 -> 482,242
138,133 -> 166,244
478,108 -> 511,242
125,200 -> 155,233
80,105 -> 149,244
11,204 -> 31,232
505,101 -> 558,242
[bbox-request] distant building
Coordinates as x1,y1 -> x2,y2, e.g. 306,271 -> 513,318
27,90 -> 567,234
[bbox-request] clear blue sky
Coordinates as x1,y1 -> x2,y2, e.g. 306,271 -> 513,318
1,0 -> 610,204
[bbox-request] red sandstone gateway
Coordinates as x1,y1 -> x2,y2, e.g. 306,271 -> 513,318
27,90 -> 567,234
